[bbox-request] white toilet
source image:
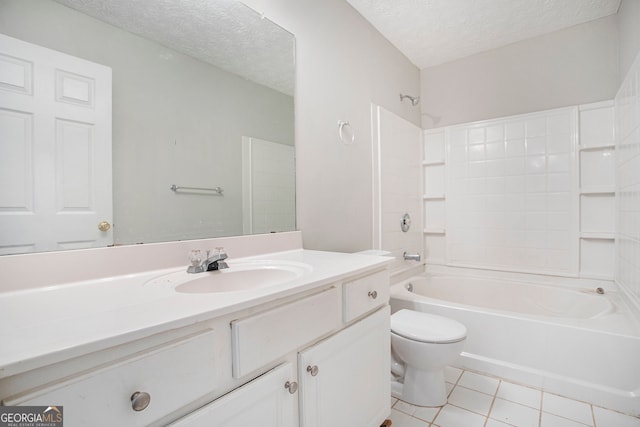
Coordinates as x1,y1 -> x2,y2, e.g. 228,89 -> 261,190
390,309 -> 467,407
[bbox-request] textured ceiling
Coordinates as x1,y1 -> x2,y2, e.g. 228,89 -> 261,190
53,0 -> 295,96
346,0 -> 621,69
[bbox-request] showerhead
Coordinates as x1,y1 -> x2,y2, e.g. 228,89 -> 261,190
400,93 -> 420,106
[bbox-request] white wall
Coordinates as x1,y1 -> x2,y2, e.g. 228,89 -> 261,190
241,0 -> 421,252
0,0 -> 294,245
618,0 -> 640,81
420,15 -> 619,129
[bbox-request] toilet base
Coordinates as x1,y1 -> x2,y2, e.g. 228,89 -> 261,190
391,367 -> 447,407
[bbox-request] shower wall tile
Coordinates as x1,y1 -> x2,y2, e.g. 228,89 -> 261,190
424,199 -> 445,231
424,131 -> 445,163
580,103 -> 615,147
580,149 -> 615,190
424,164 -> 445,195
580,194 -> 615,233
424,234 -> 446,264
423,103 -> 618,279
445,108 -> 579,275
615,52 -> 640,308
581,239 -> 615,278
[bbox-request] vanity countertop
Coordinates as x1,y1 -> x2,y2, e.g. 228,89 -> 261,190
0,249 -> 391,378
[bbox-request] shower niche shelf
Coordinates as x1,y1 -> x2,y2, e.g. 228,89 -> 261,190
423,229 -> 446,235
578,143 -> 615,152
422,160 -> 445,167
579,188 -> 615,195
580,232 -> 615,240
577,101 -> 615,279
423,129 -> 447,264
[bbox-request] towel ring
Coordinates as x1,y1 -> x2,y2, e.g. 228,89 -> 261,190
338,120 -> 355,145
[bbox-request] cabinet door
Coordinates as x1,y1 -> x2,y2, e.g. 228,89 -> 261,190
298,306 -> 390,427
169,363 -> 297,427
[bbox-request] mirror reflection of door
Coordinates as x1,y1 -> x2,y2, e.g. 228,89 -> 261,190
242,137 -> 295,235
0,34 -> 112,255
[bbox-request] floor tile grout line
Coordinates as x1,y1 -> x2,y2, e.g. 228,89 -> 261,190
538,386 -> 544,427
390,367 -> 640,426
482,378 -> 500,427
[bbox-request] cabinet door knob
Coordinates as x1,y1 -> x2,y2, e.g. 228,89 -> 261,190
368,290 -> 378,299
98,221 -> 111,232
307,365 -> 319,376
284,381 -> 298,394
131,391 -> 151,411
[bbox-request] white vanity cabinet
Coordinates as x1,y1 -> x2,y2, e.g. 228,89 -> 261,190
166,269 -> 390,427
298,306 -> 390,427
0,260 -> 391,427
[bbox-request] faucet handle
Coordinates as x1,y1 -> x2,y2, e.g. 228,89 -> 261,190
187,249 -> 206,273
188,249 -> 203,266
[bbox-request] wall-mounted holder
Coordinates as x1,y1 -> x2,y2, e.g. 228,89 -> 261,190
400,93 -> 420,106
401,213 -> 411,232
170,184 -> 224,195
338,120 -> 355,145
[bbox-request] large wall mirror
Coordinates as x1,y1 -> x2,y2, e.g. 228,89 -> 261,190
0,0 -> 295,255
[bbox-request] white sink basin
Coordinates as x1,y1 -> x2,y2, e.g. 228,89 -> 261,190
145,261 -> 311,294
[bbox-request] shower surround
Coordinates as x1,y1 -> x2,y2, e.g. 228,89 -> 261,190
616,52 -> 640,312
423,102 -> 615,280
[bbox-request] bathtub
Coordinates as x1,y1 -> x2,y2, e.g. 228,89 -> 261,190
390,270 -> 640,416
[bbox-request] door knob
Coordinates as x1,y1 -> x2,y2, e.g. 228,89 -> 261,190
307,365 -> 319,376
98,221 -> 111,232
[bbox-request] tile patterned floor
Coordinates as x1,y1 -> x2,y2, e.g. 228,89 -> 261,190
388,367 -> 640,427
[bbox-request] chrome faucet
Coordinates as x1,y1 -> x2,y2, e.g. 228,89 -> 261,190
187,248 -> 229,273
403,251 -> 421,262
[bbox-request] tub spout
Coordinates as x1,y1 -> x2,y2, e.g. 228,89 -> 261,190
403,252 -> 421,262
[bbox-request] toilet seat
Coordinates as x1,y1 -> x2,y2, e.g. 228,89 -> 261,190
391,309 -> 466,344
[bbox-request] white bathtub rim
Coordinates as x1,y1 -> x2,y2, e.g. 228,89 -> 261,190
418,264 -> 640,332
407,274 -> 615,319
391,280 -> 640,338
419,264 -> 617,292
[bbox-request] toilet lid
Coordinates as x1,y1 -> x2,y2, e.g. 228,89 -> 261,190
391,309 -> 467,343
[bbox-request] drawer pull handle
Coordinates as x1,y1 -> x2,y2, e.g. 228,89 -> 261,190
307,365 -> 319,376
285,381 -> 298,394
131,391 -> 151,411
368,290 -> 378,299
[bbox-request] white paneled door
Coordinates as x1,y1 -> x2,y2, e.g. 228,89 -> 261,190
0,34 -> 112,255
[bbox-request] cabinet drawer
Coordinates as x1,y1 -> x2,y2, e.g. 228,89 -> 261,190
4,330 -> 218,427
231,287 -> 340,378
342,270 -> 389,323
